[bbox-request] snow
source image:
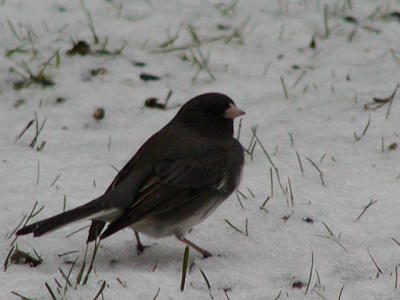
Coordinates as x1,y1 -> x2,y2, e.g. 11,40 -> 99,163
1,0 -> 400,299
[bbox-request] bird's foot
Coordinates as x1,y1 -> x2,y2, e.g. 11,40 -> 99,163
201,250 -> 212,259
136,243 -> 150,255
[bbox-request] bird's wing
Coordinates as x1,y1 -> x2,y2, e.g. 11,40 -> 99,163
105,129 -> 167,193
86,164 -> 152,242
105,156 -> 139,193
87,130 -> 162,242
99,155 -> 225,239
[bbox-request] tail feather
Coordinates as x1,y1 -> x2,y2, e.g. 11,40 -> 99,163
87,220 -> 106,243
16,198 -> 108,237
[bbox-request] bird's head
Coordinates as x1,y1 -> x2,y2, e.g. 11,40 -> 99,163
175,93 -> 245,137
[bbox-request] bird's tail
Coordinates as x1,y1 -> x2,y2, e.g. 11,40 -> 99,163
16,196 -> 113,237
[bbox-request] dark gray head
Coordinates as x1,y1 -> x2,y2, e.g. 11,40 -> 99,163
174,93 -> 245,137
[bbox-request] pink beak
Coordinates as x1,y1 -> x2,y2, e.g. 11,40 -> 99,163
224,103 -> 245,119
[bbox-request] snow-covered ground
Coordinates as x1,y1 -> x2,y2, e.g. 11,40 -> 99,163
1,0 -> 400,299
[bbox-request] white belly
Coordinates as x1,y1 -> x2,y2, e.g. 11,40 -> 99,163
130,196 -> 224,238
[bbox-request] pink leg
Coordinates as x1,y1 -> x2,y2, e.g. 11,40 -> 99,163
175,234 -> 212,258
134,231 -> 148,254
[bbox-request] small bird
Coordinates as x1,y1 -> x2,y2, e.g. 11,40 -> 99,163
17,93 -> 245,258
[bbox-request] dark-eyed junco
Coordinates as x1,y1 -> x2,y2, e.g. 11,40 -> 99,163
17,93 -> 245,258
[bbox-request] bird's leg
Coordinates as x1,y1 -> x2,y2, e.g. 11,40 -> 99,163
134,231 -> 149,254
175,234 -> 212,258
